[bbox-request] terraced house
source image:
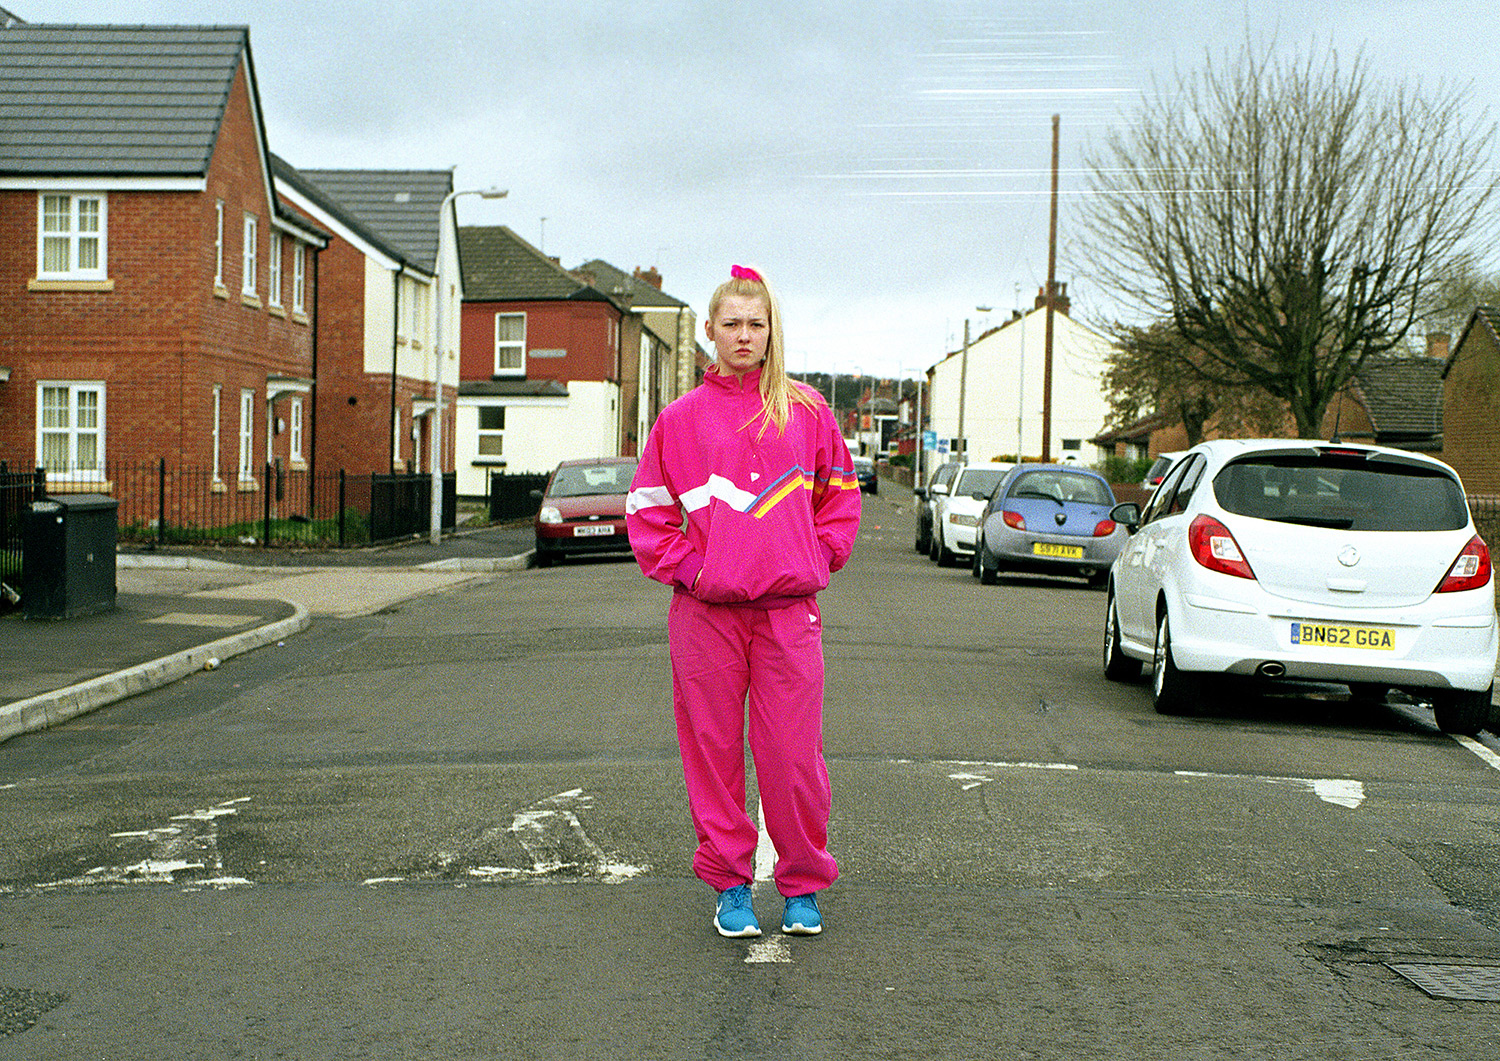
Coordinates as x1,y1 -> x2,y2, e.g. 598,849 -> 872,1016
0,22 -> 329,515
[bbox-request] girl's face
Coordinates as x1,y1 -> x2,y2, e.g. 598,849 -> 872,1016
706,293 -> 770,377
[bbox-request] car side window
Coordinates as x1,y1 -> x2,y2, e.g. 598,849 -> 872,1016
1141,457 -> 1193,525
1166,455 -> 1205,516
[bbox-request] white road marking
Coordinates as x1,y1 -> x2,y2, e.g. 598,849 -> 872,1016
1452,735 -> 1500,773
41,797 -> 252,889
1175,771 -> 1365,809
471,788 -> 648,883
923,759 -> 1364,809
745,799 -> 793,963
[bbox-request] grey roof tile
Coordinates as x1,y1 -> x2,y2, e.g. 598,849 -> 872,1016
0,25 -> 247,176
1351,354 -> 1444,440
573,258 -> 687,309
458,225 -> 610,303
297,169 -> 452,273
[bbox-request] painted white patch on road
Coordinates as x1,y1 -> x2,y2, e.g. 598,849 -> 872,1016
41,797 -> 252,889
1453,734 -> 1500,773
950,772 -> 990,791
745,936 -> 793,964
469,788 -> 648,883
1175,771 -> 1365,809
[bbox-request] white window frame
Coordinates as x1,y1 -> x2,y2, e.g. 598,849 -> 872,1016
214,199 -> 225,289
268,231 -> 283,307
238,388 -> 255,483
241,213 -> 258,297
477,404 -> 505,457
36,381 -> 106,479
37,192 -> 107,281
211,385 -> 224,483
289,398 -> 303,462
494,312 -> 526,376
292,244 -> 306,314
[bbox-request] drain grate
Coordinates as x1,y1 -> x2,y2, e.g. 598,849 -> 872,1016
1386,963 -> 1500,1001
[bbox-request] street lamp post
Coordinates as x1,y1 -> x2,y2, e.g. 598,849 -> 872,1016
957,306 -> 990,464
430,186 -> 507,545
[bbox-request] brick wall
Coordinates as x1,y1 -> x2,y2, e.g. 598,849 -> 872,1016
0,55 -> 316,514
1444,325 -> 1500,497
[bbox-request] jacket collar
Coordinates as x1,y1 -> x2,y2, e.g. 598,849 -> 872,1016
706,365 -> 763,391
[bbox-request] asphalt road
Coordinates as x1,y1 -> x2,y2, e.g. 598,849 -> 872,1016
3,491 -> 1500,1059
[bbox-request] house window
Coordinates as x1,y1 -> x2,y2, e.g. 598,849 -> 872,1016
1062,439 -> 1081,452
238,389 -> 255,483
292,244 -> 306,314
214,200 -> 225,289
289,398 -> 303,462
478,406 -> 505,455
38,193 -> 106,280
241,214 -> 258,297
494,313 -> 525,375
212,385 -> 223,483
268,231 -> 283,307
37,382 -> 105,477
407,277 -> 422,346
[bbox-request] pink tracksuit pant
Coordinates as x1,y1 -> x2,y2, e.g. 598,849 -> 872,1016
667,591 -> 838,897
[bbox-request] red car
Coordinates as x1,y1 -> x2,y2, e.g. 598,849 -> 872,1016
532,457 -> 639,567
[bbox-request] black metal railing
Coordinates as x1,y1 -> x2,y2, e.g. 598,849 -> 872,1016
2,460 -> 457,549
1,463 -> 45,591
487,470 -> 549,522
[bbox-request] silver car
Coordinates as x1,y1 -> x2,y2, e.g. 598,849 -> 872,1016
974,464 -> 1127,586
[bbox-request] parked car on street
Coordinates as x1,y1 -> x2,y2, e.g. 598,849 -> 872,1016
854,456 -> 878,494
532,457 -> 639,567
930,464 -> 1010,566
972,464 -> 1125,586
914,461 -> 961,554
1141,451 -> 1186,493
1102,439 -> 1498,735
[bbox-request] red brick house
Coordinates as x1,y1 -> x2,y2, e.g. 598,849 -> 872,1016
452,225 -> 631,492
0,25 -> 327,514
1443,306 -> 1500,496
272,160 -> 452,476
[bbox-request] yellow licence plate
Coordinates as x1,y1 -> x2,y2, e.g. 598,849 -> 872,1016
1033,542 -> 1084,559
1289,622 -> 1395,651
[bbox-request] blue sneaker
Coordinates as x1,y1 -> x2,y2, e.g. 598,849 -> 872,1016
782,892 -> 823,935
714,884 -> 761,938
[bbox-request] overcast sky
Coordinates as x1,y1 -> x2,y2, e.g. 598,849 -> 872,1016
35,0 -> 1500,379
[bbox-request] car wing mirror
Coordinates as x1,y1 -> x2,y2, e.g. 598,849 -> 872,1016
913,487 -> 927,500
931,484 -> 949,497
530,488 -> 544,500
1110,501 -> 1142,532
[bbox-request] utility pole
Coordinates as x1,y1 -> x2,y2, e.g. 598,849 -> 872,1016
1042,113 -> 1059,463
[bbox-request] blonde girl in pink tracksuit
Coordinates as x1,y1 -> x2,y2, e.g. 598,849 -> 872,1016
626,265 -> 861,939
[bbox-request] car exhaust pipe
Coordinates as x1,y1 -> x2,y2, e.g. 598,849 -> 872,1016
1256,661 -> 1286,678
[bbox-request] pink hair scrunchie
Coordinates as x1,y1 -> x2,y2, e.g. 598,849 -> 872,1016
730,264 -> 763,283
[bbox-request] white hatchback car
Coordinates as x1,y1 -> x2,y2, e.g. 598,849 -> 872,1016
930,463 -> 1011,566
1103,439 -> 1498,735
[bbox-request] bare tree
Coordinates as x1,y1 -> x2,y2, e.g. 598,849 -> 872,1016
1080,45 -> 1499,437
1103,322 -> 1286,446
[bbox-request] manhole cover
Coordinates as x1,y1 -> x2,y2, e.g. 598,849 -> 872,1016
1387,963 -> 1500,1001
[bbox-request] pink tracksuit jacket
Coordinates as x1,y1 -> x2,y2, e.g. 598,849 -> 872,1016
625,367 -> 861,604
626,366 -> 861,896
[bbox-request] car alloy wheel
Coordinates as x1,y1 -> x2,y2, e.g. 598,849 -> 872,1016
1103,593 -> 1140,681
1151,612 -> 1197,715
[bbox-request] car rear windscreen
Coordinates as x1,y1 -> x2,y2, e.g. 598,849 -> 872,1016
1213,454 -> 1468,532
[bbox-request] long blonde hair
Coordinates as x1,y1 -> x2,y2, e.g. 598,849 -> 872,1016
707,267 -> 820,436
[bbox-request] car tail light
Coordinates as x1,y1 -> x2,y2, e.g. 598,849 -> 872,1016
1188,514 -> 1255,580
1436,534 -> 1492,593
1093,519 -> 1117,537
1002,510 -> 1025,531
